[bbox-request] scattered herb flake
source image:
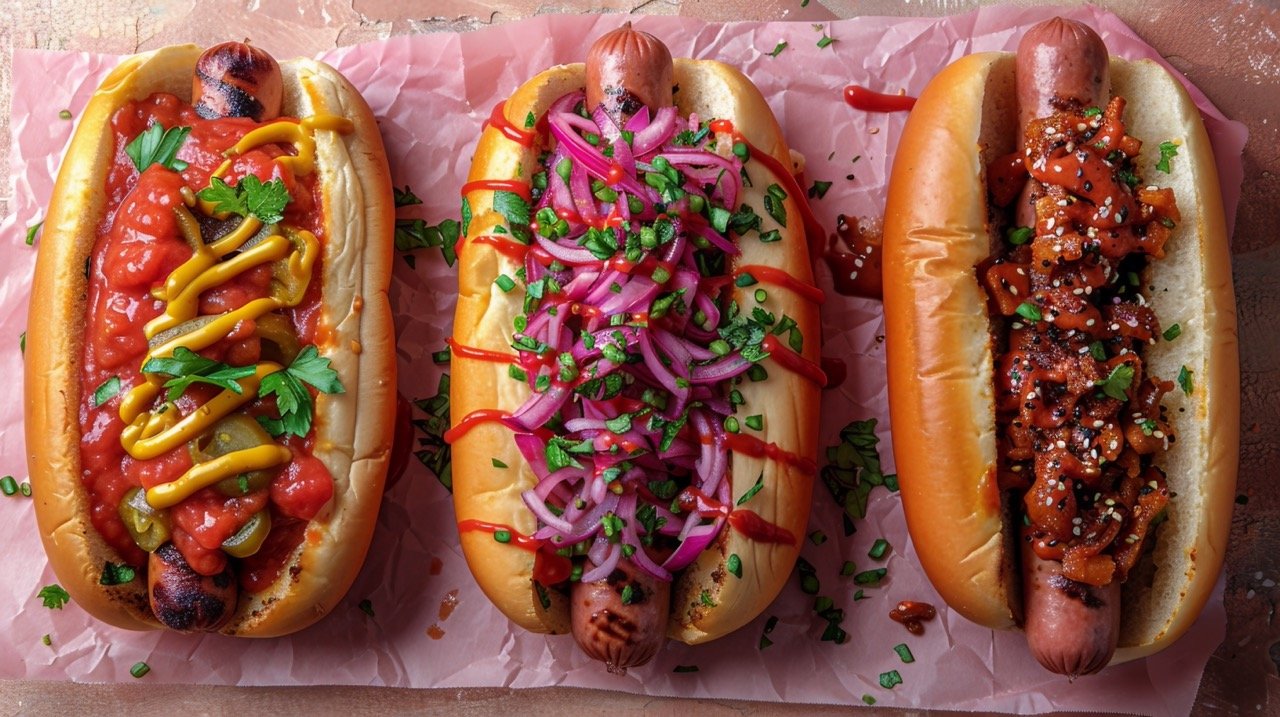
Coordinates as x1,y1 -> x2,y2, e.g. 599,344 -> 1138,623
37,584 -> 70,609
130,662 -> 151,679
767,41 -> 789,57
1156,140 -> 1180,173
727,553 -> 743,578
737,472 -> 765,505
879,670 -> 903,689
673,665 -> 700,673
1177,365 -> 1194,396
868,538 -> 890,560
358,599 -> 375,617
817,35 -> 835,49
99,561 -> 136,586
894,643 -> 915,663
92,376 -> 122,407
1096,363 -> 1136,401
25,221 -> 42,246
807,180 -> 832,200
854,568 -> 887,586
1163,323 -> 1182,342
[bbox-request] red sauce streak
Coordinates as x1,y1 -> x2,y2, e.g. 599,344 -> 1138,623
460,178 -> 532,202
988,151 -> 1029,208
459,234 -> 530,263
727,509 -> 796,546
386,394 -> 414,489
456,519 -> 572,586
708,119 -> 826,252
823,214 -> 883,299
820,357 -> 847,390
761,335 -> 827,387
444,409 -> 511,444
446,338 -> 513,364
843,85 -> 917,113
484,101 -> 536,148
735,264 -> 826,305
723,433 -> 818,475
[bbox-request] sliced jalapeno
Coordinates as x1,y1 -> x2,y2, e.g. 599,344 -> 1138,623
253,313 -> 300,366
189,414 -> 279,496
221,510 -> 272,558
118,486 -> 171,552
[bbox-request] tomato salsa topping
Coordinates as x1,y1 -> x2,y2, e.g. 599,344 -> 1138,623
80,92 -> 346,589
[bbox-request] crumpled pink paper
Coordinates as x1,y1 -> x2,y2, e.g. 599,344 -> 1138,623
0,6 -> 1246,714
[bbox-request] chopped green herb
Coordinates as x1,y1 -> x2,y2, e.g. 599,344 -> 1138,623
59,109 -> 72,120
1006,226 -> 1034,245
1163,323 -> 1182,342
1096,363 -> 1136,401
493,530 -> 512,543
673,665 -> 699,673
735,272 -> 758,287
197,175 -> 290,224
879,670 -> 903,689
817,35 -> 835,49
99,561 -> 136,586
862,695 -> 877,706
41,634 -> 52,646
840,561 -> 856,577
745,414 -> 764,431
758,229 -> 782,243
20,482 -> 31,497
395,217 -> 461,267
1178,366 -> 1194,396
125,123 -> 191,172
807,180 -> 832,200
256,346 -> 344,438
621,584 -> 636,605
854,568 -> 887,586
25,221 -> 42,246
767,41 -> 789,58
495,274 -> 516,292
894,643 -> 915,664
1083,106 -> 1103,117
358,599 -> 375,617
491,458 -> 508,469
737,472 -> 765,505
1015,302 -> 1042,322
393,186 -> 423,207
763,183 -> 788,227
1156,140 -> 1179,173
808,530 -> 827,546
92,376 -> 122,408
700,590 -> 717,607
524,111 -> 537,129
759,635 -> 774,650
0,476 -> 16,496
130,662 -> 151,679
20,332 -> 26,354
1089,341 -> 1108,361
38,584 -> 70,609
432,347 -> 451,365
727,554 -> 742,578
868,538 -> 890,560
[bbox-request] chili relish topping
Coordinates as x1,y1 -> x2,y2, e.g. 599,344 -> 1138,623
463,91 -> 817,586
984,96 -> 1180,587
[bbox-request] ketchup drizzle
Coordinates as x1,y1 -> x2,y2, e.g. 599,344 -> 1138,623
843,85 -> 917,113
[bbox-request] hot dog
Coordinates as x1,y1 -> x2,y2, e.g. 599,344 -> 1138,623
883,17 -> 1237,675
25,42 -> 395,636
450,24 -> 823,671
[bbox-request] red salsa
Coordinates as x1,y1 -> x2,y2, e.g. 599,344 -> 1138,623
79,92 -> 332,587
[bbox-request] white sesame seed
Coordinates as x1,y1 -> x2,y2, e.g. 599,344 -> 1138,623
1154,430 -> 1165,439
1086,318 -> 1096,327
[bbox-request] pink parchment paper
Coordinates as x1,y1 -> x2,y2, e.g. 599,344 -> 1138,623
0,6 -> 1247,714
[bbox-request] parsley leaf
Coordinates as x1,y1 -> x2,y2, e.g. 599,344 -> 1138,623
92,376 -> 122,408
100,561 -> 137,586
493,190 -> 532,243
125,123 -> 191,172
1096,363 -> 1136,401
197,175 -> 291,224
737,472 -> 765,505
257,345 -> 344,438
1156,140 -> 1179,173
395,218 -> 461,267
37,584 -> 70,609
393,186 -> 423,207
142,347 -> 257,401
807,180 -> 832,200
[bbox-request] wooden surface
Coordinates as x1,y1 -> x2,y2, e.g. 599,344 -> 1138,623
2,0 -> 1278,714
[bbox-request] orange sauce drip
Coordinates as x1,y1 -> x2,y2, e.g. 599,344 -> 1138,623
484,101 -> 536,147
761,335 -> 828,387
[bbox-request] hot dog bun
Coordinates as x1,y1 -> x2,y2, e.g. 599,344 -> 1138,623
25,45 -> 395,636
452,58 -> 820,645
883,52 -> 1237,661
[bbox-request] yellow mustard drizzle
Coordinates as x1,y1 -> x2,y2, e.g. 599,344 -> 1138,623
117,113 -> 349,511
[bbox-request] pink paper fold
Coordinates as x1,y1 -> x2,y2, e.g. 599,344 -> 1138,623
0,6 -> 1245,715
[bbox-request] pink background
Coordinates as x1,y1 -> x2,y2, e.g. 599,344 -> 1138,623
0,6 -> 1247,714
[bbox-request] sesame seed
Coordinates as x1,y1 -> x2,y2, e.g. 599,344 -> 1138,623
1086,318 -> 1096,327
1154,430 -> 1166,439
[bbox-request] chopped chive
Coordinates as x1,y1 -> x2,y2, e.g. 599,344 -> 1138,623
737,472 -> 764,505
808,530 -> 827,546
358,599 -> 375,617
92,376 -> 122,407
735,272 -> 758,287
20,482 -> 31,497
879,670 -> 903,689
491,458 -> 508,469
727,553 -> 742,578
495,274 -> 516,292
0,476 -> 16,496
1006,226 -> 1034,245
25,221 -> 42,246
41,634 -> 52,646
59,109 -> 72,120
817,35 -> 835,49
431,347 -> 451,364
854,568 -> 887,586
493,530 -> 512,543
1015,302 -> 1042,322
1163,323 -> 1182,342
893,643 -> 915,663
766,41 -> 788,58
868,538 -> 890,560
129,662 -> 151,679
840,560 -> 856,577
745,414 -> 763,431
1177,366 -> 1194,396
754,288 -> 767,303
1088,341 -> 1107,361
862,695 -> 877,706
